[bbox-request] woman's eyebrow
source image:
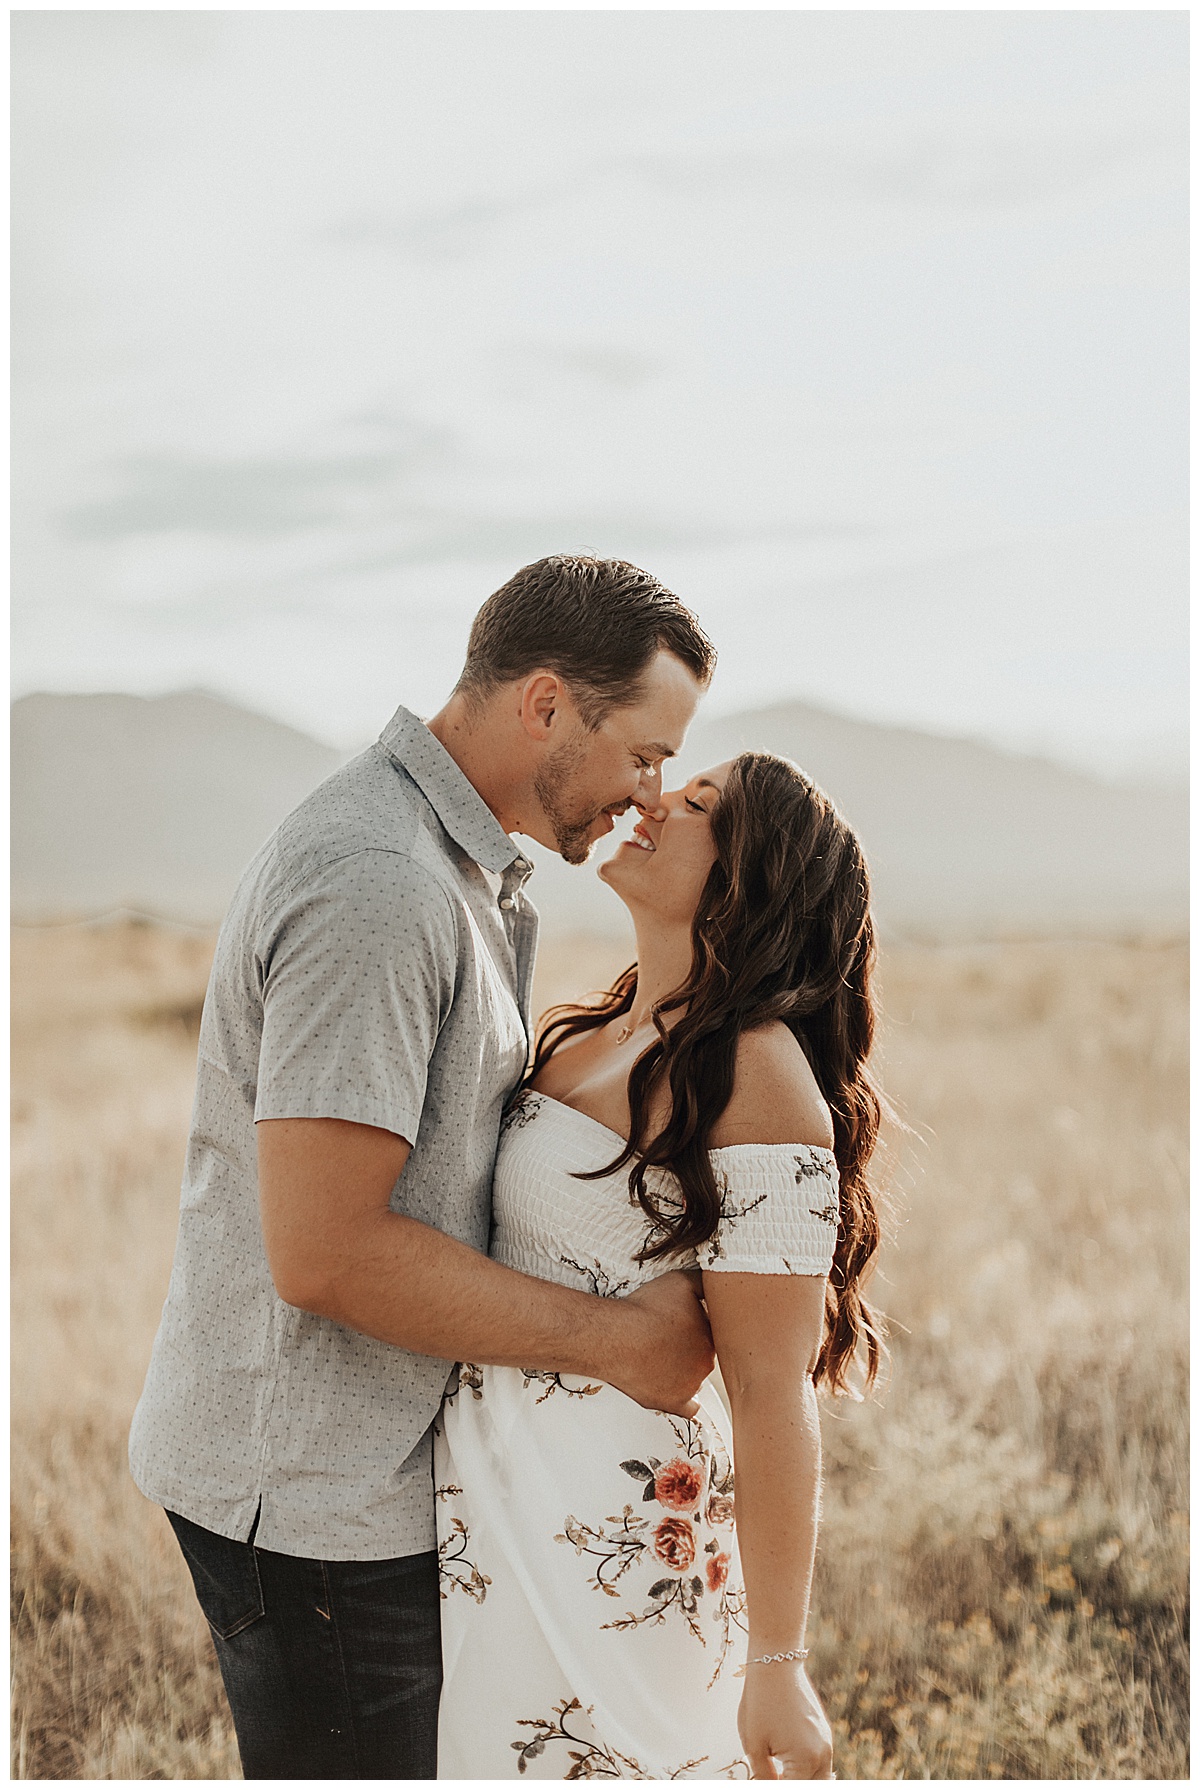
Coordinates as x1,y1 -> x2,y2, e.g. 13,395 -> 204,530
694,778 -> 720,793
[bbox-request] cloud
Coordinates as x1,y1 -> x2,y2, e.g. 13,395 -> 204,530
498,341 -> 662,392
55,468 -> 878,625
54,403 -> 873,556
56,420 -> 454,541
319,508 -> 770,571
321,109 -> 1182,262
322,185 -> 577,259
538,345 -> 660,390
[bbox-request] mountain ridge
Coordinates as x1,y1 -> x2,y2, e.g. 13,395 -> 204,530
11,688 -> 1187,939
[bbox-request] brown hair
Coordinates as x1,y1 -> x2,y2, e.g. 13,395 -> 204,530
528,752 -> 888,1396
456,555 -> 715,726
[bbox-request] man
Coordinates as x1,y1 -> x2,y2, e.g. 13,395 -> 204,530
129,555 -> 718,1778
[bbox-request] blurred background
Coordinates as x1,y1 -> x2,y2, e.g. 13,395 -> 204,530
11,8 -> 1189,939
11,12 -> 1188,1782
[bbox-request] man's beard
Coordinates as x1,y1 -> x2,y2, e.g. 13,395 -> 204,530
532,741 -> 619,866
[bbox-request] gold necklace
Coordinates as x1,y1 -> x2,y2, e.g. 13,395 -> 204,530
615,1022 -> 634,1044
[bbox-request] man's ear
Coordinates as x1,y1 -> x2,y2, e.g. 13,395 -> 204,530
517,672 -> 566,743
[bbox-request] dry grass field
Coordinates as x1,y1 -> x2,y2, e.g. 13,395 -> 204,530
11,922 -> 1188,1779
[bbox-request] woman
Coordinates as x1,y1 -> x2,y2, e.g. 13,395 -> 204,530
434,752 -> 886,1780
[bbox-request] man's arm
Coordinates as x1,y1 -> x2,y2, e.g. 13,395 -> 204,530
257,1116 -> 714,1418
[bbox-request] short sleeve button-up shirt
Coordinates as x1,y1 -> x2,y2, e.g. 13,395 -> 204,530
129,706 -> 537,1560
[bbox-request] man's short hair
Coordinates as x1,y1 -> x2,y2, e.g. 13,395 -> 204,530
456,555 -> 716,726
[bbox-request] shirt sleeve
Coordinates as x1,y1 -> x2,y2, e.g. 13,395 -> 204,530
699,1144 -> 839,1276
253,849 -> 459,1143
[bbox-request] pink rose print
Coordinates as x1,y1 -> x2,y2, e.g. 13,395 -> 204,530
706,1492 -> 735,1527
653,1516 -> 697,1573
706,1551 -> 730,1593
654,1458 -> 704,1513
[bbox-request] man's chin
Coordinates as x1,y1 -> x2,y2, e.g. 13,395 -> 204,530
557,834 -> 596,868
554,812 -> 621,866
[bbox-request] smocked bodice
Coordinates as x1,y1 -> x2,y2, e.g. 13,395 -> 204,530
490,1088 -> 839,1295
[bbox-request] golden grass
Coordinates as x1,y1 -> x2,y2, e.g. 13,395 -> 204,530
11,923 -> 1189,1778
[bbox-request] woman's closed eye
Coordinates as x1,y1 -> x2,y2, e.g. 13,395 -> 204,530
685,797 -> 707,814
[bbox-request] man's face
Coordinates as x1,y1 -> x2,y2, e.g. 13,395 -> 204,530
531,650 -> 704,865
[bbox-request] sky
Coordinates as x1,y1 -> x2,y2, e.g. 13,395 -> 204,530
11,10 -> 1188,782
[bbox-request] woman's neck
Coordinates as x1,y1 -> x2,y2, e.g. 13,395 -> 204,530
623,912 -> 695,1032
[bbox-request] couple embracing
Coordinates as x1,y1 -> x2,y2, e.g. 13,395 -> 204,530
130,556 -> 885,1780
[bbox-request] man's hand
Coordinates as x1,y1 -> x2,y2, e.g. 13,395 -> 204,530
607,1270 -> 715,1418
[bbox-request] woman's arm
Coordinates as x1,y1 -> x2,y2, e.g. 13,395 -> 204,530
703,1270 -> 834,1781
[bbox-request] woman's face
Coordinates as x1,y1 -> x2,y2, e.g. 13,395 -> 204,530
600,761 -> 734,926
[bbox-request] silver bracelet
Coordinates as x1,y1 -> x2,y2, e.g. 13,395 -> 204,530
741,1647 -> 809,1670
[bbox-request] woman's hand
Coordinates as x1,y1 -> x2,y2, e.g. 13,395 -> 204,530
738,1662 -> 834,1779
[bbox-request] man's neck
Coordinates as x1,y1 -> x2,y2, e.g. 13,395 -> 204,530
425,694 -> 526,835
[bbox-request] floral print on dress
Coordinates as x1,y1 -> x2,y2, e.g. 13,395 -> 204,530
520,1369 -> 604,1404
699,1189 -> 769,1267
556,1507 -> 651,1596
435,1093 -> 830,1778
444,1361 -> 485,1403
501,1089 -> 545,1136
649,1457 -> 705,1512
709,1580 -> 750,1689
437,1508 -> 492,1604
796,1152 -> 840,1227
511,1698 -> 749,1779
560,1255 -> 631,1299
706,1551 -> 730,1593
604,1565 -> 708,1645
553,1420 -> 743,1669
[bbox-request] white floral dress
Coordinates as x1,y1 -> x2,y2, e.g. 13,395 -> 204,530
434,1089 -> 839,1780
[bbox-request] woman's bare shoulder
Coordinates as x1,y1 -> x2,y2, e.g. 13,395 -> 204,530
710,1022 -> 835,1151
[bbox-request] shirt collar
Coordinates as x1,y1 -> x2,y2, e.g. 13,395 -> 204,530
377,704 -> 532,880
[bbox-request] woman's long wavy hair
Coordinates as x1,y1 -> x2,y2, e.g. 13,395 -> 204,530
527,752 -> 888,1396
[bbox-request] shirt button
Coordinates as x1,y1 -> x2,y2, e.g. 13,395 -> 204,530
499,896 -> 515,911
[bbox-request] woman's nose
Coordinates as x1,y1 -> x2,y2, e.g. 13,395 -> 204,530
633,787 -> 667,820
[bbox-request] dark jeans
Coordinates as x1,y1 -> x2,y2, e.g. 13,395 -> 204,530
166,1508 -> 441,1779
